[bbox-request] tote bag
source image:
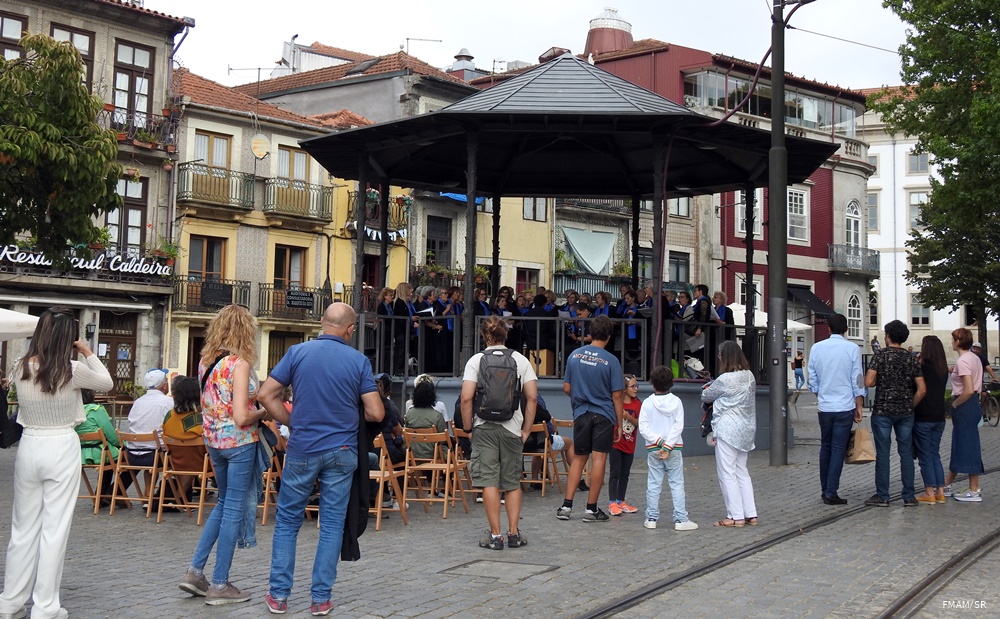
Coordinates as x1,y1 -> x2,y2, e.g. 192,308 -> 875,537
845,424 -> 876,464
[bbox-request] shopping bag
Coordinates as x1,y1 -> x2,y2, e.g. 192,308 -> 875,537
844,425 -> 875,464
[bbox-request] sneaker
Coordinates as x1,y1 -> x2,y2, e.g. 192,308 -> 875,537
311,600 -> 334,616
916,494 -> 937,505
608,502 -> 623,516
954,489 -> 983,502
264,593 -> 288,614
943,485 -> 953,497
903,498 -> 919,507
864,494 -> 890,507
674,520 -> 699,531
178,570 -> 210,597
583,507 -> 610,522
643,519 -> 657,529
577,479 -> 589,492
0,607 -> 26,619
205,583 -> 251,606
620,502 -> 638,514
556,506 -> 572,520
479,534 -> 504,550
475,496 -> 483,503
506,531 -> 527,548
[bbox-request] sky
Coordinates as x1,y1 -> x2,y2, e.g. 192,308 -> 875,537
145,0 -> 908,91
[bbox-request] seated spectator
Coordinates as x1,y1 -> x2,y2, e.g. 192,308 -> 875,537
404,380 -> 448,463
522,395 -> 582,491
374,373 -> 405,466
121,369 -> 172,492
160,376 -> 209,502
404,374 -> 450,423
77,389 -> 121,505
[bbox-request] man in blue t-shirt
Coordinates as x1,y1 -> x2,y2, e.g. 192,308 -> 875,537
257,302 -> 384,615
557,314 -> 624,523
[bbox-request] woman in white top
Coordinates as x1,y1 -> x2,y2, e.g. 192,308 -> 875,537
0,307 -> 113,619
701,340 -> 759,528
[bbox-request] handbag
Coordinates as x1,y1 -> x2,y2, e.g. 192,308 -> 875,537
0,407 -> 22,449
845,424 -> 876,464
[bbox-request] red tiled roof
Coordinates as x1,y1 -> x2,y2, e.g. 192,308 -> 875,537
308,109 -> 374,129
232,51 -> 469,98
173,68 -> 328,129
592,38 -> 671,62
306,42 -> 376,63
94,0 -> 188,25
857,85 -> 914,103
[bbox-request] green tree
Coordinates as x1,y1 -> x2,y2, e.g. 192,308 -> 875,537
871,1 -> 1000,348
0,33 -> 122,263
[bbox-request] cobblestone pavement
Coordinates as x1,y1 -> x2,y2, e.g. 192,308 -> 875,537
0,392 -> 998,618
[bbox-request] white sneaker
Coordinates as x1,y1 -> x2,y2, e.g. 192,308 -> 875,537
954,489 -> 983,502
643,519 -> 657,529
942,485 -> 953,497
674,520 -> 699,531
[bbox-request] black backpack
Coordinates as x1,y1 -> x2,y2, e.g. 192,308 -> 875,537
473,348 -> 521,422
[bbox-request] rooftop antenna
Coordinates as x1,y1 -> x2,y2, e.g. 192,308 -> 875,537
405,37 -> 442,56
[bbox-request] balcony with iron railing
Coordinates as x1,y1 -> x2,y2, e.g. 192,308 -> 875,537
97,106 -> 179,149
828,244 -> 880,278
176,163 -> 255,211
555,197 -> 635,216
257,283 -> 327,321
345,191 -> 409,235
172,277 -> 251,313
263,179 -> 334,222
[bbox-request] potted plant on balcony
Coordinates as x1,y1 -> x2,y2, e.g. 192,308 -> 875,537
609,261 -> 632,284
161,158 -> 174,172
123,167 -> 141,181
88,227 -> 111,250
554,248 -> 579,276
147,235 -> 181,266
473,264 -> 490,283
132,129 -> 156,149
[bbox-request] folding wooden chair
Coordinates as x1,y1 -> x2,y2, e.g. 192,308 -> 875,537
110,431 -> 162,517
79,430 -> 115,515
259,421 -> 286,525
369,433 -> 408,530
402,429 -> 468,518
158,435 -> 215,525
450,425 -> 481,504
522,423 -> 563,497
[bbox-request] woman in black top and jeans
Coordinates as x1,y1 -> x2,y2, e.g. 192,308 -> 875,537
914,335 -> 949,504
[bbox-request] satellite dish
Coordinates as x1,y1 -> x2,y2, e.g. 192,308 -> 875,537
250,134 -> 270,159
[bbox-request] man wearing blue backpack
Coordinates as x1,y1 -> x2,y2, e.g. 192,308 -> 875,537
461,316 -> 538,551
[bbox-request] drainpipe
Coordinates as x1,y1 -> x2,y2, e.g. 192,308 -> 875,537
891,134 -> 898,318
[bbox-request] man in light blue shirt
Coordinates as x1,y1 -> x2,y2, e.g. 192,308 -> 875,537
807,313 -> 866,505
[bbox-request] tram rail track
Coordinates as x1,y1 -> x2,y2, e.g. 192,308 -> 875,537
575,467 -> 1000,619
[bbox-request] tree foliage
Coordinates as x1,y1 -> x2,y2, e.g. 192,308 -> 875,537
871,1 -> 1000,344
0,33 -> 122,262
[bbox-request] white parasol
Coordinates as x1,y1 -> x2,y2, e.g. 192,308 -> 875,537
728,304 -> 812,331
0,308 -> 39,341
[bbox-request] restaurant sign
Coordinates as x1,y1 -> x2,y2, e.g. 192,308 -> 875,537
0,245 -> 174,277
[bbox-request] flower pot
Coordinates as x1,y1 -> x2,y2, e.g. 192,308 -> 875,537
131,140 -> 152,149
165,144 -> 177,153
116,132 -> 127,142
162,163 -> 173,172
103,102 -> 115,112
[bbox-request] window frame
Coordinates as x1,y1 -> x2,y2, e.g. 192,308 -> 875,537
668,251 -> 690,284
187,235 -> 226,282
516,267 -> 539,296
866,191 -> 879,232
668,197 -> 691,218
108,178 -> 147,259
739,277 -> 763,307
194,130 -> 232,170
868,291 -> 879,327
907,152 -> 929,175
909,294 -> 931,327
908,190 -> 929,230
277,145 -> 309,182
113,39 -> 156,119
0,11 -> 27,60
737,189 -> 763,237
787,187 -> 809,242
51,23 -> 95,90
845,200 -> 862,247
847,294 -> 862,339
273,245 -> 305,290
522,197 -> 546,222
425,215 -> 452,269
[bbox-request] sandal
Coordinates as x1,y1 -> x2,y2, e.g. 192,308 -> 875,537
745,517 -> 759,526
712,518 -> 745,528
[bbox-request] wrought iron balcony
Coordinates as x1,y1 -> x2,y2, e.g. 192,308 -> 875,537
555,197 -> 634,215
257,283 -> 327,320
345,191 -> 409,235
96,106 -> 179,147
263,179 -> 333,221
172,277 -> 251,313
177,163 -> 255,210
828,244 -> 880,278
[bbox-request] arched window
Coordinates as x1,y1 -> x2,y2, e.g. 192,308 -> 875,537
845,200 -> 861,247
847,294 -> 862,338
868,291 -> 878,326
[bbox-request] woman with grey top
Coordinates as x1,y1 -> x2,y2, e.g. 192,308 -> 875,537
701,340 -> 759,528
0,307 -> 114,619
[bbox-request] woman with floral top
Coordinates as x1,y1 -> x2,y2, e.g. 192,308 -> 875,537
179,304 -> 268,606
702,341 -> 758,527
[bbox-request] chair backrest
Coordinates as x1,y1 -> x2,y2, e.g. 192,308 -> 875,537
79,429 -> 112,463
161,435 -> 210,473
118,431 -> 161,453
403,428 -> 450,463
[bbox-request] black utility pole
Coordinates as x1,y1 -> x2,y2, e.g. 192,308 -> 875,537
768,0 -> 789,466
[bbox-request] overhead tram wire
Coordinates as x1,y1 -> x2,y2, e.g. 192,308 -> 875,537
786,24 -> 900,55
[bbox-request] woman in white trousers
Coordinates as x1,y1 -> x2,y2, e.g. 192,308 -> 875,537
0,308 -> 113,619
701,340 -> 758,528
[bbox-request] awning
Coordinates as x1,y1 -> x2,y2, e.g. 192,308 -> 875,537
787,285 -> 834,317
561,227 -> 616,275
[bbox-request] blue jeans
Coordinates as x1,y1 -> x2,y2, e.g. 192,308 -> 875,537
269,446 -> 357,603
818,410 -> 854,498
794,368 -> 804,390
191,442 -> 256,585
645,451 -> 688,522
871,414 -> 915,501
913,421 -> 945,488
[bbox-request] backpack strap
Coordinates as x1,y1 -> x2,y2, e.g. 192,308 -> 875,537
200,353 -> 228,393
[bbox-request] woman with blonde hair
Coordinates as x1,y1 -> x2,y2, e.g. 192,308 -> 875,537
702,340 -> 758,527
943,327 -> 985,502
179,304 -> 268,605
0,307 -> 113,619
